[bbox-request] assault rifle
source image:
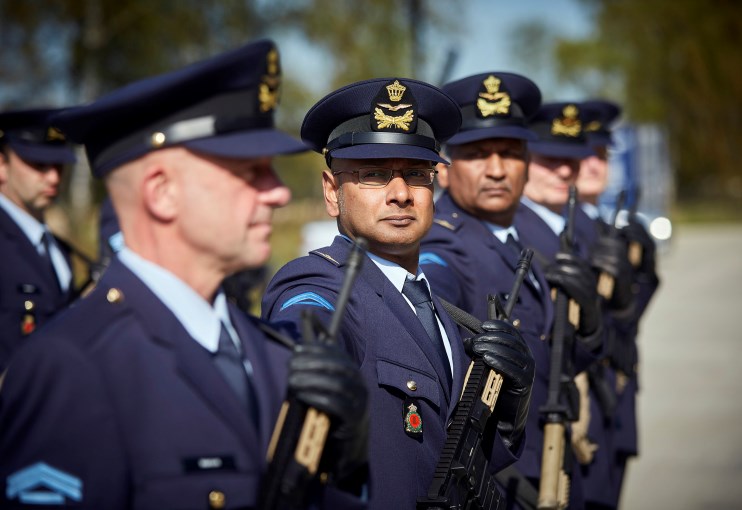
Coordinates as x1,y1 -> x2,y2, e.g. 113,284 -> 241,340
625,187 -> 644,269
260,238 -> 367,510
538,186 -> 581,510
418,248 -> 534,510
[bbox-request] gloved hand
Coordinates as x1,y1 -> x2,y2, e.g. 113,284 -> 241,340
620,220 -> 658,282
463,319 -> 535,449
590,235 -> 636,314
288,343 -> 368,484
544,252 -> 603,342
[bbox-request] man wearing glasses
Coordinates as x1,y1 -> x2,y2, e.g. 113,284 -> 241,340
262,78 -> 535,509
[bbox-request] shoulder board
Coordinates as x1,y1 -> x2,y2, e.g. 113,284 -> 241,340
433,217 -> 460,231
310,250 -> 341,266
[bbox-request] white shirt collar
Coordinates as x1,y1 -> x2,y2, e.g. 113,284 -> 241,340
581,202 -> 601,221
0,193 -> 72,290
0,193 -> 45,247
117,247 -> 235,353
484,221 -> 520,245
366,251 -> 431,293
521,196 -> 565,236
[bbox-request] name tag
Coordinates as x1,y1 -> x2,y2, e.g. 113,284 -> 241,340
182,455 -> 236,473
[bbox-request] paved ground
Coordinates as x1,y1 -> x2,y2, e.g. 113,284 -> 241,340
621,224 -> 742,509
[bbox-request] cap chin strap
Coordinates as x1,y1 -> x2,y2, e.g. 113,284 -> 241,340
323,131 -> 440,167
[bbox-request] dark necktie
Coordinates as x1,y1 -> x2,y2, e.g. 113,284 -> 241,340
402,279 -> 452,389
505,232 -> 523,255
40,231 -> 61,292
213,323 -> 260,427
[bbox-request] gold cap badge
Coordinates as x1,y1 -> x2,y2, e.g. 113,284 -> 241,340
551,104 -> 582,137
258,48 -> 281,113
477,75 -> 511,117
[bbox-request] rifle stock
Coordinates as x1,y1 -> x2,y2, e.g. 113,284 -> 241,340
260,238 -> 367,510
418,249 -> 533,510
538,187 -> 579,510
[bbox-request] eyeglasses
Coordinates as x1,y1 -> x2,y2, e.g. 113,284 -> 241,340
332,167 -> 438,188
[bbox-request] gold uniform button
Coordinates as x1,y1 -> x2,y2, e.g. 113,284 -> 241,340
24,300 -> 34,311
106,288 -> 124,303
512,319 -> 521,328
208,490 -> 225,509
407,380 -> 417,391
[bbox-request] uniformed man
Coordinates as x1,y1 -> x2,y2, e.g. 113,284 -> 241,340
418,75 -> 603,508
261,77 -> 536,509
578,100 -> 660,508
0,108 -> 78,370
515,102 -> 613,508
0,40 -> 368,509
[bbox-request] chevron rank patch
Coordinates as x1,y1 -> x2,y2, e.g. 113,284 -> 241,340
6,462 -> 82,505
418,252 -> 448,267
279,292 -> 335,312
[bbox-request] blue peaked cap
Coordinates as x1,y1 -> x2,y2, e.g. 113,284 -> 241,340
52,39 -> 307,178
442,72 -> 541,145
301,78 -> 462,165
527,102 -> 596,159
580,100 -> 622,148
0,108 -> 76,165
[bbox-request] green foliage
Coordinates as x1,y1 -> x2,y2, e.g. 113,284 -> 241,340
549,0 -> 742,200
0,0 -> 463,248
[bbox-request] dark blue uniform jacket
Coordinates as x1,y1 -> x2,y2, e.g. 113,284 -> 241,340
262,235 -> 519,510
0,258 -> 363,509
0,206 -> 73,371
419,191 -> 552,482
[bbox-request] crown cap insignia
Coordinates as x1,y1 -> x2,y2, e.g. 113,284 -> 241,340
386,80 -> 407,102
551,104 -> 582,137
259,48 -> 281,113
476,75 -> 511,117
483,75 -> 501,94
46,126 -> 66,142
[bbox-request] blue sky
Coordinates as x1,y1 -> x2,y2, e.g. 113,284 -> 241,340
280,0 -> 594,99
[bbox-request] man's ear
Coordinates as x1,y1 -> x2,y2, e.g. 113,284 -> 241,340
141,162 -> 177,222
0,151 -> 8,185
436,161 -> 450,189
322,169 -> 340,218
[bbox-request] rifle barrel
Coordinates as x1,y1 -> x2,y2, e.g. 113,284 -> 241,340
503,249 -> 533,319
326,238 -> 367,340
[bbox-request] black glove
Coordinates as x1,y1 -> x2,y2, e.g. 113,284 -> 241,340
620,220 -> 658,282
288,343 -> 368,484
590,235 -> 636,315
544,252 -> 603,341
463,319 -> 535,449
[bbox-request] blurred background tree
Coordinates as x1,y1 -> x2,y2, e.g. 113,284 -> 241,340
2,0 -> 740,268
509,0 -> 742,202
0,0 -> 459,219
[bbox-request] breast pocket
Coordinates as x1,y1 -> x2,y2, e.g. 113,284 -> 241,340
376,358 -> 441,409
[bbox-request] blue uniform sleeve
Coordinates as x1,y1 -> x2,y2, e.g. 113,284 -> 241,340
0,338 -> 129,509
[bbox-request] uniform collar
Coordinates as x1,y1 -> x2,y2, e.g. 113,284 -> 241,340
521,196 -> 565,236
366,250 -> 432,295
580,202 -> 601,220
0,193 -> 46,248
117,246 -> 235,353
484,221 -> 520,245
